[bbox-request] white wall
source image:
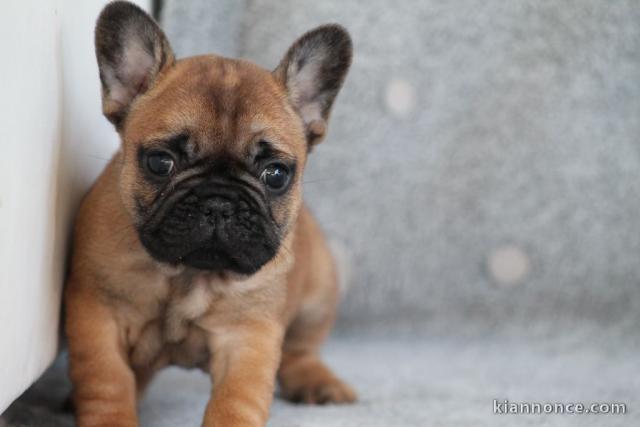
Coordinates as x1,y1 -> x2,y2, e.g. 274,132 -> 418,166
0,0 -> 148,412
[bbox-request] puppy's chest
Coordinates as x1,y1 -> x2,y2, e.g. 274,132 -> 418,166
126,278 -> 218,371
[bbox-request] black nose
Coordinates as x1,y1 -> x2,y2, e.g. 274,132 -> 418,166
200,198 -> 234,219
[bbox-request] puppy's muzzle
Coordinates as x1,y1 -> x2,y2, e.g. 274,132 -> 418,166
139,179 -> 279,274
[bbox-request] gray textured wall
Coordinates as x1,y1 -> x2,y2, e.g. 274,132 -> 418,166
162,0 -> 640,340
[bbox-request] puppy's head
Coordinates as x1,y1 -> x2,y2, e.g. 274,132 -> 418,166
95,1 -> 351,275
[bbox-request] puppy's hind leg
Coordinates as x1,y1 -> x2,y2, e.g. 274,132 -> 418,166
278,264 -> 356,405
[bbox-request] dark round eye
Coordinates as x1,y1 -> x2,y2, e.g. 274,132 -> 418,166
260,163 -> 290,192
146,152 -> 175,176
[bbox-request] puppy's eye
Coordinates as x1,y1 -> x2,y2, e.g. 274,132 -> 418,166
146,152 -> 175,176
260,163 -> 290,192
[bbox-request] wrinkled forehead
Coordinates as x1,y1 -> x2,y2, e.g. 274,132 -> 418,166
124,55 -> 305,158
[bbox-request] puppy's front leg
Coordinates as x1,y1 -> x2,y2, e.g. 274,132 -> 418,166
203,320 -> 284,427
66,280 -> 138,427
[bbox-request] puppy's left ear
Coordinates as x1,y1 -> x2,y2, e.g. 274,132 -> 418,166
274,25 -> 352,148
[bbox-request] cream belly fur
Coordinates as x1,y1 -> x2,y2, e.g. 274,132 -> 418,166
120,270 -> 287,373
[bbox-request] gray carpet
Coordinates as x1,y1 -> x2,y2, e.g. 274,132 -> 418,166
4,336 -> 639,427
4,1 -> 640,426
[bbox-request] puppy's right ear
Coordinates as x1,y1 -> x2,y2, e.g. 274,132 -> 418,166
95,1 -> 175,128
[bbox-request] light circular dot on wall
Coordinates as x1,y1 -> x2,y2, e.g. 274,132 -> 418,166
385,78 -> 416,117
488,244 -> 531,288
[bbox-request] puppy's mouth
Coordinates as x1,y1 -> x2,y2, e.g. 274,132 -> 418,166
140,217 -> 279,275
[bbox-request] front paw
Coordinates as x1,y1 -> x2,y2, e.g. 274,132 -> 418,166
282,375 -> 357,404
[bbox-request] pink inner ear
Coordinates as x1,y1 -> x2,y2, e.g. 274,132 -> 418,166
103,37 -> 156,107
299,102 -> 323,127
287,49 -> 328,129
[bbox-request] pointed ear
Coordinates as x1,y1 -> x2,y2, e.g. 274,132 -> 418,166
95,1 -> 175,128
274,25 -> 352,148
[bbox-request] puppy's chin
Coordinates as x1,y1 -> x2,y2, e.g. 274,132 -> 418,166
145,245 -> 276,276
179,245 -> 276,275
139,233 -> 280,276
181,248 -> 241,271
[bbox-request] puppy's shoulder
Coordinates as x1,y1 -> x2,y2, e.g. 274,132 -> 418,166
71,152 -> 143,274
74,153 -> 123,237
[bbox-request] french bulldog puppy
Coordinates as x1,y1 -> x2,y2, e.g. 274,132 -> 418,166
64,2 -> 355,426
